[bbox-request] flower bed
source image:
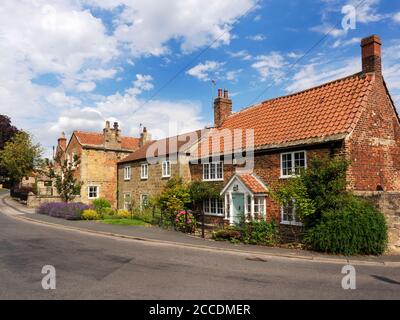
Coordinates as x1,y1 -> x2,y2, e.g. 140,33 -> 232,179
37,202 -> 90,220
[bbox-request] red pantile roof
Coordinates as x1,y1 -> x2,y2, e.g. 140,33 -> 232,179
73,131 -> 139,151
119,130 -> 201,163
238,174 -> 268,194
195,72 -> 375,157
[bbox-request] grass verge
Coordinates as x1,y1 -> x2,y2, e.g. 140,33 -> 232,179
101,218 -> 150,227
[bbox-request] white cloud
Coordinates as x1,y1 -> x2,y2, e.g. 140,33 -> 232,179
393,12 -> 400,23
251,53 -> 287,83
225,69 -> 243,82
82,68 -> 118,81
46,92 -> 82,108
86,0 -> 258,56
127,74 -> 154,95
347,0 -> 384,23
287,52 -> 303,59
310,25 -> 347,38
228,50 -> 253,61
77,81 -> 97,92
285,57 -> 361,93
187,61 -> 224,81
332,37 -> 361,48
246,33 -> 266,41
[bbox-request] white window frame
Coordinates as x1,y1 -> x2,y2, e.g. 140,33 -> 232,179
254,196 -> 266,218
203,198 -> 224,216
140,194 -> 149,209
124,166 -> 131,181
123,192 -> 132,211
280,151 -> 307,178
281,200 -> 303,226
162,160 -> 171,178
141,163 -> 148,180
88,185 -> 99,199
203,161 -> 224,181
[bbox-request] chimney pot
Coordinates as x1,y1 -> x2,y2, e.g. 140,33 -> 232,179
218,88 -> 222,97
105,121 -> 110,129
224,89 -> 228,99
113,122 -> 119,130
361,35 -> 382,75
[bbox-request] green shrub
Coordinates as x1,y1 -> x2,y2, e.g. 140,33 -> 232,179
132,208 -> 154,224
305,197 -> 387,255
116,209 -> 131,219
212,228 -> 241,242
92,198 -> 111,214
240,220 -> 279,246
81,209 -> 102,220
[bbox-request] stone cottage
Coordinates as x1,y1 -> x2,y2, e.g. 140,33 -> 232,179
117,130 -> 201,210
56,121 -> 140,207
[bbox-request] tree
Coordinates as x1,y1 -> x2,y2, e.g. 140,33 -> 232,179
48,153 -> 82,203
189,181 -> 221,212
271,155 -> 350,228
156,178 -> 191,221
0,131 -> 43,186
0,115 -> 20,179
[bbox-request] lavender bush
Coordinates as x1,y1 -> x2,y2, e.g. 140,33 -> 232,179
37,202 -> 90,220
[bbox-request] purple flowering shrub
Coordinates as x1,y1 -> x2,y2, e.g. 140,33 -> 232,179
175,210 -> 196,233
37,202 -> 90,220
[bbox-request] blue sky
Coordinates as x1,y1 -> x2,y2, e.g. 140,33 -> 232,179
0,0 -> 399,157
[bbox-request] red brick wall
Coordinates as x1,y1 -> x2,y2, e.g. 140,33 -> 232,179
345,75 -> 400,191
189,145 -> 341,222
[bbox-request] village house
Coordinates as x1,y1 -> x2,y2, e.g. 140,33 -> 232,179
117,129 -> 201,210
55,121 -> 140,207
189,35 -> 400,241
116,35 -> 399,247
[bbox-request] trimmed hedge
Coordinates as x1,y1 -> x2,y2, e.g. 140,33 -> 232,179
305,198 -> 387,255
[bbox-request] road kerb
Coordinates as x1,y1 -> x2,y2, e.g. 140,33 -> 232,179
3,209 -> 399,267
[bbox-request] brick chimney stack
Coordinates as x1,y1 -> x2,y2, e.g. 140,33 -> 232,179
361,35 -> 382,75
214,88 -> 232,127
57,132 -> 67,151
139,126 -> 152,147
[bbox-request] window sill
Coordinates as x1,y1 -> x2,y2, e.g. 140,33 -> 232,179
280,221 -> 303,227
204,213 -> 225,217
141,177 -> 148,180
161,175 -> 171,179
202,179 -> 224,182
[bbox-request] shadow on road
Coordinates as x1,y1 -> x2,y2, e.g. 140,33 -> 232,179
370,275 -> 400,285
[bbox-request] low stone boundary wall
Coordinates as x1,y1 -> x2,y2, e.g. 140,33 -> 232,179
355,191 -> 400,253
27,193 -> 82,208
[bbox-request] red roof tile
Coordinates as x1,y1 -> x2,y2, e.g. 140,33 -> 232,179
73,131 -> 139,151
238,174 -> 268,194
195,72 -> 374,157
119,130 -> 201,163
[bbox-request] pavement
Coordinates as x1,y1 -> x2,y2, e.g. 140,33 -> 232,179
1,191 -> 400,299
2,193 -> 400,267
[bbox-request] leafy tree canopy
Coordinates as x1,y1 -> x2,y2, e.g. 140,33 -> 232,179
0,131 -> 43,185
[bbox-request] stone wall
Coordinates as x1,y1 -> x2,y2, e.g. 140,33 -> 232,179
27,194 -> 82,208
356,191 -> 400,253
80,148 -> 131,208
117,155 -> 191,209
